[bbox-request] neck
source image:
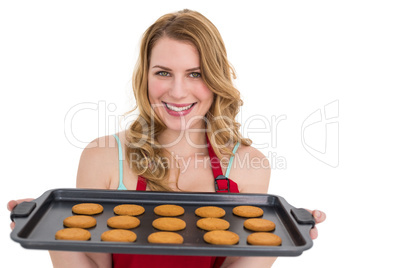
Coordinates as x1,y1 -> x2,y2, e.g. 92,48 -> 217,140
157,128 -> 208,158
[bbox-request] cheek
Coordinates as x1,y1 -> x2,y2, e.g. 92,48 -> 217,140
197,84 -> 214,104
148,77 -> 167,102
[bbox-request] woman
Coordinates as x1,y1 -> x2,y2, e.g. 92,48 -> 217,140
8,9 -> 325,267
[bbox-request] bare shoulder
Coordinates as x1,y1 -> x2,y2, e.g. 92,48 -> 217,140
229,145 -> 271,194
76,134 -> 120,189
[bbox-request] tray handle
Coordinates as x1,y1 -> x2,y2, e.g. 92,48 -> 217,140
291,208 -> 315,228
10,201 -> 37,221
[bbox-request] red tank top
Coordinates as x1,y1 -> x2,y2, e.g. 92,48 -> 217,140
113,136 -> 239,268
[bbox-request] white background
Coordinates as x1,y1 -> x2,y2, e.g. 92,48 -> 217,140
1,1 -> 401,267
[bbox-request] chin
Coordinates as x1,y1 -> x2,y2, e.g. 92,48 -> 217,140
163,118 -> 206,133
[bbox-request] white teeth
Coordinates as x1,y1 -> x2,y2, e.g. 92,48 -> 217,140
165,103 -> 193,112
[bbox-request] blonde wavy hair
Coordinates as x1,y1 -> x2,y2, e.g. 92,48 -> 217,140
126,9 -> 251,191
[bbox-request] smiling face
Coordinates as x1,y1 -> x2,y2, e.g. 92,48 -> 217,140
148,37 -> 214,132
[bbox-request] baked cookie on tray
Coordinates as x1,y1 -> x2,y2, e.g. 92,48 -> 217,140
196,218 -> 230,231
101,229 -> 137,242
243,218 -> 275,232
148,232 -> 184,244
154,204 -> 185,216
232,205 -> 263,218
203,230 -> 239,245
152,217 -> 186,231
114,204 -> 145,216
195,206 -> 226,218
247,232 -> 282,246
55,228 -> 91,241
107,216 -> 140,229
63,215 -> 97,229
72,203 -> 103,215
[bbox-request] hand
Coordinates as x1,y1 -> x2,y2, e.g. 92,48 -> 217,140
7,198 -> 34,230
306,209 -> 326,240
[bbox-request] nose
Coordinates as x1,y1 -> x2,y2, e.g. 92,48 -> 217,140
168,77 -> 188,99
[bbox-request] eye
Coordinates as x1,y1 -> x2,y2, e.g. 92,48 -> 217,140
157,71 -> 170,77
189,72 -> 201,78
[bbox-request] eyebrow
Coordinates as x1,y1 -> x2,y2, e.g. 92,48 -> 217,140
151,65 -> 200,72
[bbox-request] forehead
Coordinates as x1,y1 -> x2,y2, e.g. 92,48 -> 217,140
149,37 -> 200,69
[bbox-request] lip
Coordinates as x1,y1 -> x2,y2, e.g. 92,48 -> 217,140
162,101 -> 196,117
163,102 -> 195,107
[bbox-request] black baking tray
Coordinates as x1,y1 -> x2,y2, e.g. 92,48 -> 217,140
10,188 -> 315,256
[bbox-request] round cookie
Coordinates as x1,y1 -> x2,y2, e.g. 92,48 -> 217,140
244,218 -> 275,232
203,230 -> 239,245
232,205 -> 263,218
195,206 -> 226,218
154,204 -> 185,216
196,218 -> 230,231
107,216 -> 140,229
63,215 -> 97,229
114,204 -> 145,216
148,232 -> 184,244
101,229 -> 137,242
152,217 -> 186,231
55,228 -> 91,241
247,232 -> 282,246
72,203 -> 103,215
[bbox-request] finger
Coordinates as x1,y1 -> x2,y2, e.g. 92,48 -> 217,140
10,221 -> 15,230
305,209 -> 326,224
17,198 -> 34,203
313,210 -> 326,224
309,226 -> 318,240
7,200 -> 18,212
7,198 -> 34,211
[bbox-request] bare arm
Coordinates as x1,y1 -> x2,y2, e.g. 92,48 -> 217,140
222,146 -> 277,268
49,251 -> 111,268
222,146 -> 326,267
8,199 -> 112,268
49,136 -> 116,268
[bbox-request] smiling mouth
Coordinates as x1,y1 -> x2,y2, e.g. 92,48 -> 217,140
163,102 -> 196,112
